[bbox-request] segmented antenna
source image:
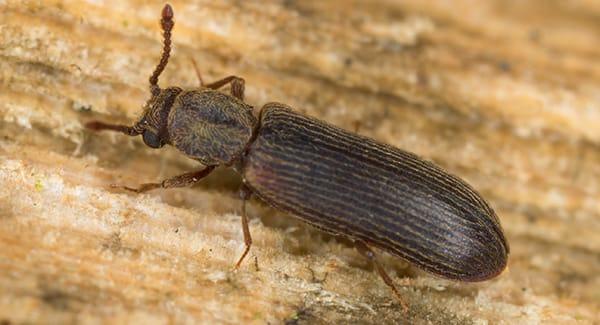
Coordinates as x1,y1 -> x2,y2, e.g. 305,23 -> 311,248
149,4 -> 174,94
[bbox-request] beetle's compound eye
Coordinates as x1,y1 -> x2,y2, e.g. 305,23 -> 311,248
142,130 -> 164,148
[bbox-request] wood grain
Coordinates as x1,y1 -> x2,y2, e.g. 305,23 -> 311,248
0,0 -> 599,323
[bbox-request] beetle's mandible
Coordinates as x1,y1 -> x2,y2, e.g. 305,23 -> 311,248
86,4 -> 509,310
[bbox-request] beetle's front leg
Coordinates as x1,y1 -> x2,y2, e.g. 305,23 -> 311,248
356,240 -> 408,312
85,121 -> 142,136
115,165 -> 216,193
234,183 -> 253,269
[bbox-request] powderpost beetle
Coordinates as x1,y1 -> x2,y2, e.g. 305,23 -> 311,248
86,4 -> 509,309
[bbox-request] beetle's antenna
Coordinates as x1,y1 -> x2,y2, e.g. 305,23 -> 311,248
149,4 -> 174,95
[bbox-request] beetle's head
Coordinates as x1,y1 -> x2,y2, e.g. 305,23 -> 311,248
130,3 -> 177,149
132,87 -> 183,149
86,3 -> 257,163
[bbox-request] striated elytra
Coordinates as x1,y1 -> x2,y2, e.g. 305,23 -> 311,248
85,4 -> 509,308
245,103 -> 508,282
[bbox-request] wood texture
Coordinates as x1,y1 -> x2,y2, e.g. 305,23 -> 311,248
0,0 -> 599,324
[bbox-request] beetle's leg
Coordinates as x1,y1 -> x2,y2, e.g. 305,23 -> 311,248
190,58 -> 205,87
204,76 -> 245,101
356,240 -> 408,312
234,183 -> 253,269
115,165 -> 216,193
190,58 -> 245,100
85,121 -> 143,136
353,120 -> 361,133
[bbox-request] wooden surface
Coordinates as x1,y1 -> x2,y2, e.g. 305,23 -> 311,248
1,0 -> 599,324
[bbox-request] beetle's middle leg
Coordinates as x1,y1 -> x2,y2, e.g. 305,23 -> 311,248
205,76 -> 245,101
189,58 -> 245,100
234,183 -> 253,269
356,240 -> 408,312
190,58 -> 205,87
115,165 -> 216,193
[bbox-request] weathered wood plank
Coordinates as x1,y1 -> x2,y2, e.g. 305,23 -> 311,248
0,1 -> 598,323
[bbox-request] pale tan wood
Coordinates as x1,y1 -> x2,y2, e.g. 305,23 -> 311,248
0,0 -> 599,323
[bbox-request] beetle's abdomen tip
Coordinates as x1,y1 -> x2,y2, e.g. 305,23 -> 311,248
457,235 -> 509,282
434,208 -> 509,282
464,253 -> 508,282
457,204 -> 510,282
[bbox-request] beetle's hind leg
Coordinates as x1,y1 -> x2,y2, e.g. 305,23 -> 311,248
234,183 -> 253,269
356,240 -> 409,312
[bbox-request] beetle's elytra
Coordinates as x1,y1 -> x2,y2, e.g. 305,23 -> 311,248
86,4 -> 509,309
245,104 -> 508,282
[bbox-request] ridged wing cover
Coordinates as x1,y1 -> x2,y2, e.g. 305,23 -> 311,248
243,103 -> 508,281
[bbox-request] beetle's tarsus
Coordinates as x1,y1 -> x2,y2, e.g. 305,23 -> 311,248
356,240 -> 409,313
234,184 -> 253,269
